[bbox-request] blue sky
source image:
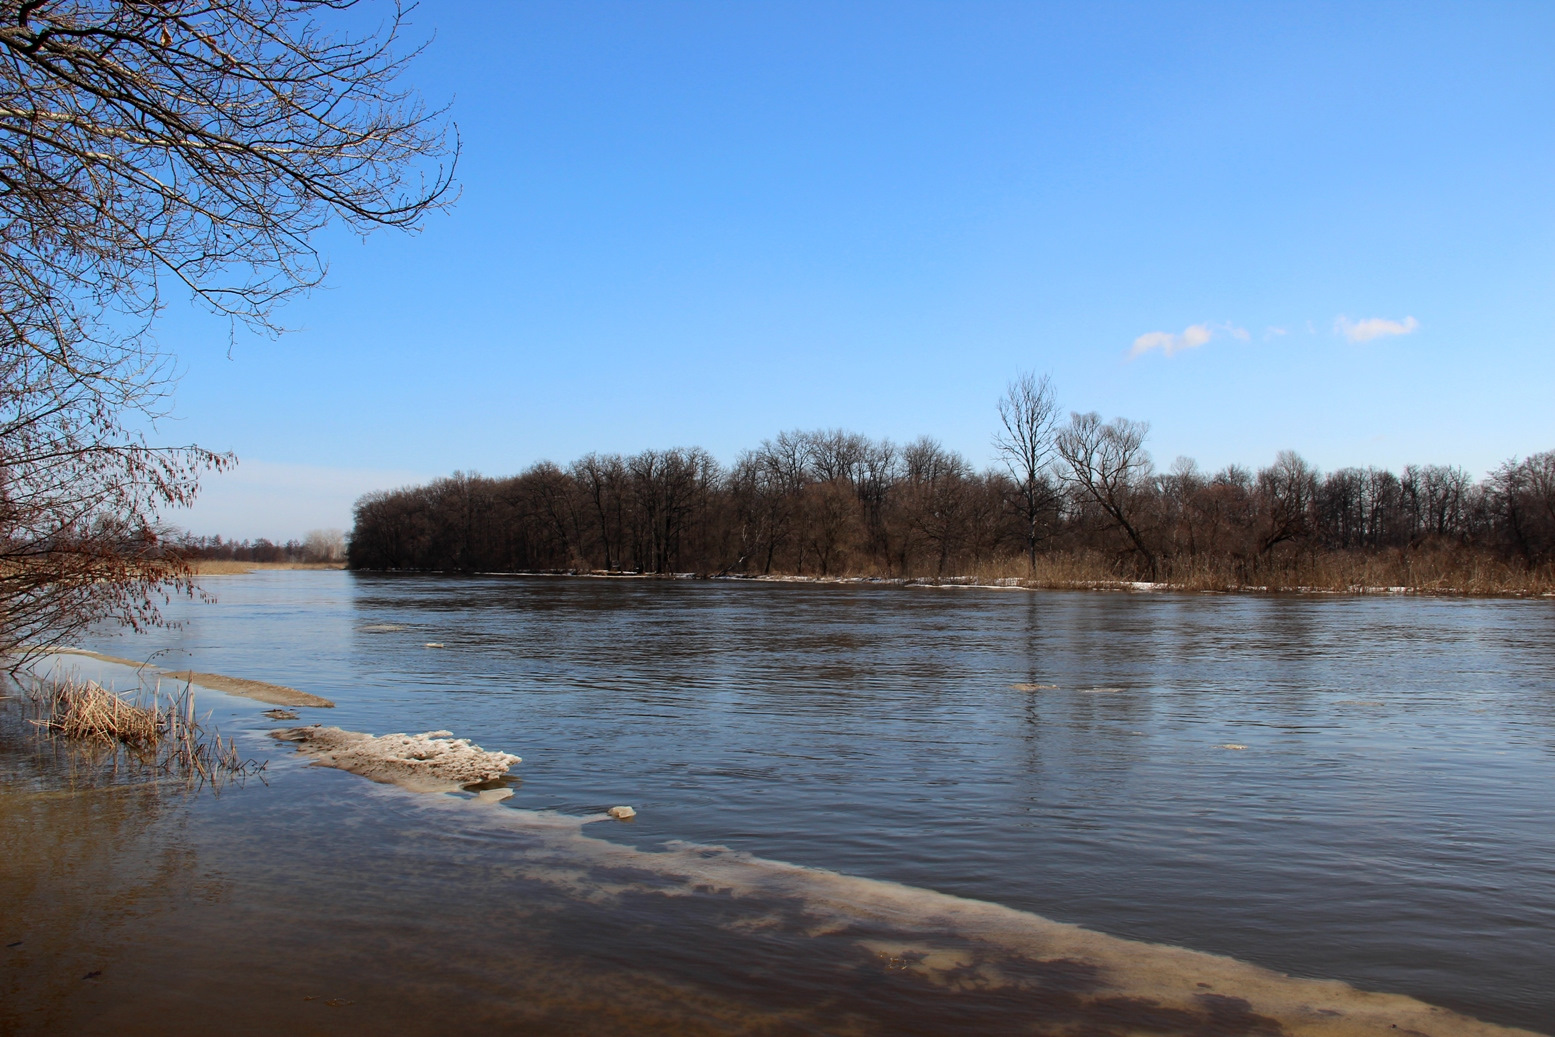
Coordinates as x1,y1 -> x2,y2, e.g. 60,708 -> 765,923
162,1 -> 1555,539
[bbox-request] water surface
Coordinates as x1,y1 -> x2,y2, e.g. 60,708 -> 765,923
3,573 -> 1552,1034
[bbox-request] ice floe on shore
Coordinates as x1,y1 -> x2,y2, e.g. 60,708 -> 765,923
270,725 -> 520,793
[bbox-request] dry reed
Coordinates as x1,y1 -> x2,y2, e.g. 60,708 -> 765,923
23,675 -> 264,788
189,560 -> 346,575
693,547 -> 1555,598
926,549 -> 1555,597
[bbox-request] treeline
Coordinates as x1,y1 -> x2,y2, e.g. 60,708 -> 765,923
176,530 -> 345,564
347,383 -> 1555,592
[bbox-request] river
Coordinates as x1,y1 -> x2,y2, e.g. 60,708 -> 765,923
2,572 -> 1552,1034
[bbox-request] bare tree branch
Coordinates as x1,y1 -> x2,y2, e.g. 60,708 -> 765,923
1056,411 -> 1156,579
1,0 -> 456,653
993,371 -> 1060,572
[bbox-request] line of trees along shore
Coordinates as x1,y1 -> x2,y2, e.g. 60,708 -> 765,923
348,377 -> 1555,592
176,531 -> 346,565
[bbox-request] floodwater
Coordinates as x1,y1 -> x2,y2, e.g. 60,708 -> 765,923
3,572 -> 1553,1035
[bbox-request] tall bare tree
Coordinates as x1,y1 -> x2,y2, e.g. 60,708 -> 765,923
1056,412 -> 1156,579
993,372 -> 1060,572
1,1 -> 455,654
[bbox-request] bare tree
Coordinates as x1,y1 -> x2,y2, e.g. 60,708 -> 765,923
993,372 -> 1060,572
1056,412 -> 1156,578
1159,456 -> 1205,560
1255,450 -> 1317,555
629,448 -> 716,573
302,528 -> 346,563
751,431 -> 810,571
524,461 -> 582,566
800,479 -> 858,576
1,1 -> 455,654
1490,451 -> 1555,567
572,453 -> 626,570
856,438 -> 900,569
1402,464 -> 1472,542
804,428 -> 867,484
900,437 -> 972,575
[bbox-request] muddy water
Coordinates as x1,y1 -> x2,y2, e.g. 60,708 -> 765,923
2,573 -> 1553,1034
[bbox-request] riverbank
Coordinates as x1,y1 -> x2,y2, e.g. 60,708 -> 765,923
342,566 -> 1555,599
199,549 -> 1555,598
724,569 -> 1555,597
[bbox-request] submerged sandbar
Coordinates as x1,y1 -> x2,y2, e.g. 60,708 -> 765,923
38,648 -> 334,708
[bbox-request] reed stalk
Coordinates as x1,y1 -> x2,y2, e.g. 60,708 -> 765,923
23,675 -> 263,788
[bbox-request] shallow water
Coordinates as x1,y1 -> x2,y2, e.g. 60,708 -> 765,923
3,573 -> 1553,1034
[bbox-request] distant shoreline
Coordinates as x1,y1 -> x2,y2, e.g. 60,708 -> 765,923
335,567 -> 1555,600
190,560 -> 347,575
185,556 -> 1555,600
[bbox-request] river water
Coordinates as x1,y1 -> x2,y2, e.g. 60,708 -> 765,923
2,572 -> 1552,1035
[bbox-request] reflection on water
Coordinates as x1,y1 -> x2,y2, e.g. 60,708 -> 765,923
2,573 -> 1552,1034
0,734 -> 205,1033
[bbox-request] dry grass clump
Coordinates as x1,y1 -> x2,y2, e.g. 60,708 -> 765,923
24,675 -> 262,787
40,678 -> 161,745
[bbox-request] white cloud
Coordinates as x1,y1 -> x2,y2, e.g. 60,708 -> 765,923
1129,321 -> 1248,359
1334,315 -> 1419,342
1264,326 -> 1288,340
